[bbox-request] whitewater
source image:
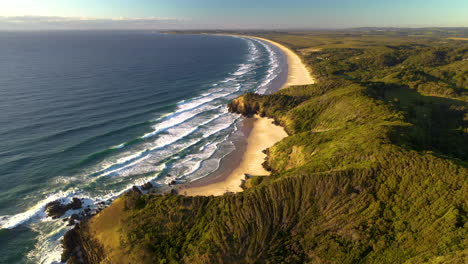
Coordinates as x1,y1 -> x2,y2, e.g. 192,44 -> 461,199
0,33 -> 286,264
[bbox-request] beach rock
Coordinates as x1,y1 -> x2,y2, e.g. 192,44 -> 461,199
69,198 -> 83,210
45,201 -> 67,219
131,186 -> 143,195
45,198 -> 83,219
141,181 -> 153,190
68,214 -> 80,226
168,180 -> 177,186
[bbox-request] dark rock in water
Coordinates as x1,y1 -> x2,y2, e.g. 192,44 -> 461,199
168,180 -> 177,186
63,217 -> 69,222
69,198 -> 82,210
45,201 -> 67,219
131,186 -> 143,195
68,214 -> 80,226
45,198 -> 83,219
141,181 -> 153,190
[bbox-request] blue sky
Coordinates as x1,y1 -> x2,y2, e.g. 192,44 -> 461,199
0,0 -> 467,29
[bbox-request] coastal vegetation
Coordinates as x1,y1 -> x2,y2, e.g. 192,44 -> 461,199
64,29 -> 467,263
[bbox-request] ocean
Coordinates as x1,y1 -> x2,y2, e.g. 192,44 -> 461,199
0,31 -> 286,263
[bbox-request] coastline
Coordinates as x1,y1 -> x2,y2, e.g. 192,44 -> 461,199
61,35 -> 314,263
57,30 -> 468,264
178,35 -> 314,196
178,115 -> 287,196
248,36 -> 315,88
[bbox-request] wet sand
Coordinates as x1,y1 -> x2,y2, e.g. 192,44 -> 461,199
178,115 -> 287,196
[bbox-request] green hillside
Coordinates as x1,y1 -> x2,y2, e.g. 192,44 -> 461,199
64,31 -> 467,264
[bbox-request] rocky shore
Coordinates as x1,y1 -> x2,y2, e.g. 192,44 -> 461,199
59,182 -> 153,263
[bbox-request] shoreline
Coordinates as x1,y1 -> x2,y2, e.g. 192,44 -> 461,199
61,34 -> 314,263
178,115 -> 287,196
247,36 -> 315,88
178,35 -> 314,196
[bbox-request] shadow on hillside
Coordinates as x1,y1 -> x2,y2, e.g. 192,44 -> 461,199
364,81 -> 467,162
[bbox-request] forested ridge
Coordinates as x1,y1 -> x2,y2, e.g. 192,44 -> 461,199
64,30 -> 467,264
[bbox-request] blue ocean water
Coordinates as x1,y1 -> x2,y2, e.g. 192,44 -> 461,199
0,31 -> 286,263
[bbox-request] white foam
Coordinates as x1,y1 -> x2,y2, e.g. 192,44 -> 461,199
142,104 -> 223,139
15,34 -> 282,264
0,190 -> 76,229
112,143 -> 126,149
97,111 -> 230,178
141,85 -> 241,139
170,115 -> 237,177
249,38 -> 282,94
24,165 -> 166,264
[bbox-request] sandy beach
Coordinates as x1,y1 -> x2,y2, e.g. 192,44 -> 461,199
179,36 -> 314,196
179,115 -> 287,196
249,36 -> 315,87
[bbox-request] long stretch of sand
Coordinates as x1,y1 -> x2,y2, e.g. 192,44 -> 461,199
82,36 -> 314,262
180,36 -> 314,196
249,36 -> 315,87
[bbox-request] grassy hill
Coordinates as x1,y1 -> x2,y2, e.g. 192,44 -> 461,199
63,30 -> 467,264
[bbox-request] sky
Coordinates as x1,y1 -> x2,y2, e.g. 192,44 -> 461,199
0,0 -> 467,30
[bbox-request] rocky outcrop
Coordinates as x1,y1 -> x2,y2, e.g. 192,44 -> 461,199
168,180 -> 177,186
45,198 -> 82,219
227,93 -> 262,117
67,214 -> 80,226
131,186 -> 143,195
61,221 -> 105,264
140,181 -> 153,190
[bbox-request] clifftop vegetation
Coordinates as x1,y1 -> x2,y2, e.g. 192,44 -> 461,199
64,30 -> 467,264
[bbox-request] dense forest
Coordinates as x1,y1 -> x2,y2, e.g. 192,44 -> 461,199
64,29 -> 467,264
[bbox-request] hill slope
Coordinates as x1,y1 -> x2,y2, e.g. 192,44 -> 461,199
63,31 -> 467,264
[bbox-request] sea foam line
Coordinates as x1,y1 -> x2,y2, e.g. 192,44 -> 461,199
6,34 -> 277,264
0,35 -> 273,232
97,111 -> 230,178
